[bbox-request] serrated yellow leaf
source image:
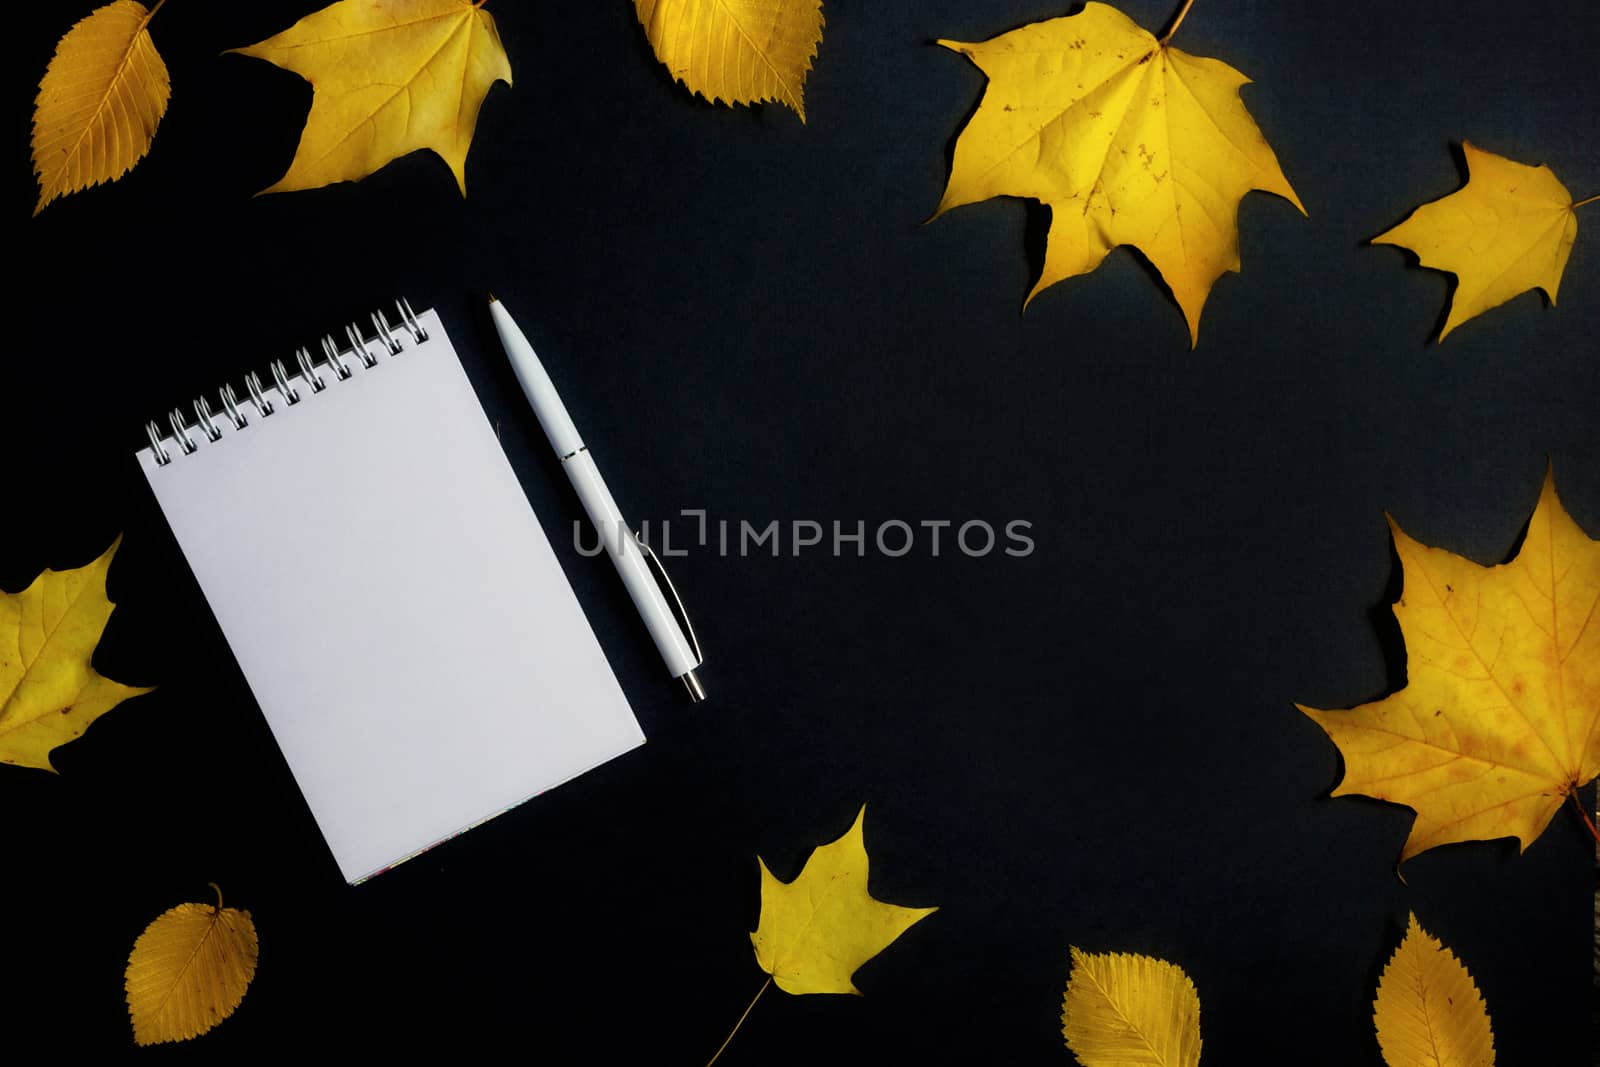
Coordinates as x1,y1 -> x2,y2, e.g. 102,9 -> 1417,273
1061,948 -> 1202,1067
0,538 -> 152,773
1374,142 -> 1580,341
230,0 -> 512,196
934,2 -> 1303,345
635,0 -> 825,120
750,805 -> 936,995
1373,914 -> 1495,1067
1062,953 -> 1203,1067
126,887 -> 259,1046
1298,469 -> 1600,862
31,0 -> 171,215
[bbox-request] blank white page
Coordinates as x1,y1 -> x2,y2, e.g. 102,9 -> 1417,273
138,308 -> 643,883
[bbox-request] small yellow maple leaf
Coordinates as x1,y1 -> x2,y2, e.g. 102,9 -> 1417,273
1,538 -> 152,772
1299,469 -> 1600,862
1373,914 -> 1495,1067
751,805 -> 936,994
126,884 -> 259,1046
709,807 -> 934,1062
230,0 -> 513,195
31,0 -> 171,215
934,2 -> 1304,345
1061,948 -> 1202,1067
635,0 -> 825,121
1374,142 -> 1588,341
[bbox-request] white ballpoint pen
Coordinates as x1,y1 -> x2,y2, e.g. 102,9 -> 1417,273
488,295 -> 706,702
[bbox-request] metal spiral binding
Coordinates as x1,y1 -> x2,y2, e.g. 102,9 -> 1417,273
219,384 -> 248,429
192,396 -> 223,443
143,299 -> 430,466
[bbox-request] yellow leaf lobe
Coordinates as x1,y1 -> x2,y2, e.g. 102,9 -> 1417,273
1373,914 -> 1495,1067
0,538 -> 152,773
31,1 -> 171,215
750,805 -> 936,995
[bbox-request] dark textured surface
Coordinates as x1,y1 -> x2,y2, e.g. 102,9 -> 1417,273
5,2 -> 1598,1061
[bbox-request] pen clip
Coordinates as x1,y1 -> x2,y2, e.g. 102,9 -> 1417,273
633,532 -> 704,668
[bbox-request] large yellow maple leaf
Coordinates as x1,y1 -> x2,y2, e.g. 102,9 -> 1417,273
1299,471 -> 1600,862
934,2 -> 1304,345
635,0 -> 825,121
1374,142 -> 1589,341
31,0 -> 171,215
230,0 -> 512,195
1,538 -> 152,772
1372,914 -> 1495,1067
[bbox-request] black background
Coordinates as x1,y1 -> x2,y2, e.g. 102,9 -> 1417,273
6,1 -> 1598,1062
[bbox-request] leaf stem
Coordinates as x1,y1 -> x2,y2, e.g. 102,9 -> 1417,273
1573,194 -> 1600,209
1159,0 -> 1197,45
706,976 -> 772,1067
147,0 -> 167,19
208,881 -> 224,912
1569,792 -> 1600,845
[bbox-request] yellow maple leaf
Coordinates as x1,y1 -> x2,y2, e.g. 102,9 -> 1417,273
0,538 -> 152,773
1061,948 -> 1202,1067
31,0 -> 171,215
1374,142 -> 1590,341
933,1 -> 1304,345
1373,914 -> 1495,1067
230,0 -> 512,195
709,807 -> 934,1063
126,884 -> 259,1046
634,0 -> 825,121
750,805 -> 937,994
1298,469 -> 1600,862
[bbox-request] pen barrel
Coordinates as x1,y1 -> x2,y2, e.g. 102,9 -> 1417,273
563,451 -> 702,678
490,300 -> 585,458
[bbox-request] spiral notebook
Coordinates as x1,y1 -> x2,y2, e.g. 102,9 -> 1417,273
136,302 -> 645,883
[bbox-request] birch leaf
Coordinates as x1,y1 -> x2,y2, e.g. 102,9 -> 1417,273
751,805 -> 936,995
1374,142 -> 1583,340
934,2 -> 1303,345
1373,914 -> 1495,1067
634,0 -> 825,121
1298,469 -> 1600,862
1061,948 -> 1202,1067
229,0 -> 512,195
126,886 -> 259,1046
31,1 -> 171,215
0,538 -> 152,772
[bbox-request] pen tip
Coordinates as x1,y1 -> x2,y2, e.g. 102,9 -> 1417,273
487,292 -> 498,304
